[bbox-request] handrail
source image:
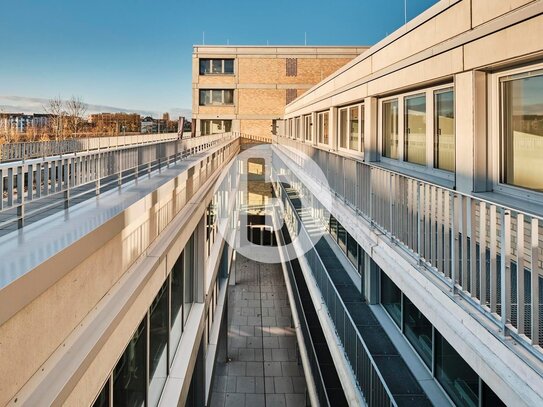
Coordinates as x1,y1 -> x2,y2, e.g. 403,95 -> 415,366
274,135 -> 543,356
0,133 -> 184,162
0,133 -> 238,231
276,178 -> 396,407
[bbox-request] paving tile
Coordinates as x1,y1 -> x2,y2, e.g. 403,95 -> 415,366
291,377 -> 307,394
266,394 -> 286,407
225,393 -> 245,407
245,393 -> 265,407
226,376 -> 237,392
210,392 -> 225,407
281,362 -> 302,377
285,393 -> 307,407
238,348 -> 255,361
228,361 -> 246,376
272,348 -> 290,362
213,375 -> 227,392
246,361 -> 264,376
236,376 -> 256,393
274,377 -> 294,393
264,361 -> 282,376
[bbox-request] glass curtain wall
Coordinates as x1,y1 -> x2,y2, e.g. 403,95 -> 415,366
170,250 -> 184,363
149,281 -> 169,406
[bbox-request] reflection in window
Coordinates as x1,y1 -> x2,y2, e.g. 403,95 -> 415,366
383,99 -> 399,159
329,215 -> 338,241
170,251 -> 184,363
339,109 -> 348,148
403,297 -> 433,368
201,119 -> 232,135
435,331 -> 479,407
199,89 -> 234,106
113,318 -> 147,407
304,115 -> 312,141
338,223 -> 347,252
347,231 -> 358,267
434,89 -> 455,171
318,111 -> 329,144
404,94 -> 426,165
184,235 -> 194,324
199,58 -> 234,75
501,71 -> 543,191
349,106 -> 359,150
381,271 -> 401,326
92,380 -> 109,407
149,281 -> 169,407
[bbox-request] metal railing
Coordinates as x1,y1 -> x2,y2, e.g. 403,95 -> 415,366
0,133 -> 237,231
277,180 -> 396,407
0,133 -> 184,162
275,136 -> 543,353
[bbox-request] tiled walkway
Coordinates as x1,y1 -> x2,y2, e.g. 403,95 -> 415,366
209,253 -> 308,407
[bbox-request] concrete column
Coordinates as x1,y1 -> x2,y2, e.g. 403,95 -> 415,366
364,96 -> 379,162
455,71 -> 489,193
329,106 -> 338,151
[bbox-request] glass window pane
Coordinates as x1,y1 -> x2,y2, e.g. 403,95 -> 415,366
212,90 -> 222,104
199,59 -> 210,75
199,90 -> 210,106
184,235 -> 194,324
92,380 -> 110,407
149,281 -> 169,407
403,296 -> 433,368
347,231 -> 357,266
383,100 -> 399,159
349,106 -> 359,150
113,318 -> 147,407
434,90 -> 455,171
224,59 -> 234,74
170,251 -> 183,363
380,270 -> 401,326
338,223 -> 347,253
329,215 -> 338,240
482,381 -> 506,407
224,120 -> 232,132
501,73 -> 543,191
304,115 -> 311,141
224,90 -> 234,104
339,109 -> 348,148
435,331 -> 479,407
405,94 -> 426,165
323,112 -> 329,144
360,105 -> 365,153
211,59 -> 222,74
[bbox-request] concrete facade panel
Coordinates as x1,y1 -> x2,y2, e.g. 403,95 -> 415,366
472,0 -> 536,27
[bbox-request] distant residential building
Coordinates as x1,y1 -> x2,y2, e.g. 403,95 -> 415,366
88,113 -> 141,133
0,113 -> 50,133
141,115 -> 179,134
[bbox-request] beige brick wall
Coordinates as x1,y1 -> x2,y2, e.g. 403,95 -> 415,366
240,119 -> 274,137
238,88 -> 285,116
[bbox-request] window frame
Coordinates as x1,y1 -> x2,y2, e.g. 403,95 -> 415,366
199,89 -> 235,106
378,84 -> 455,183
303,114 -> 312,143
199,58 -> 235,75
317,110 -> 330,147
490,63 -> 543,202
338,103 -> 364,156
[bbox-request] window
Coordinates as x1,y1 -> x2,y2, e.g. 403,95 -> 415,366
149,281 -> 169,407
381,271 -> 401,326
434,89 -> 455,171
184,234 -> 194,324
403,296 -> 432,368
201,119 -> 232,135
199,89 -> 234,106
346,232 -> 358,267
199,58 -> 234,75
349,106 -> 360,151
92,380 -> 110,407
435,331 -> 479,407
317,111 -> 329,145
304,115 -> 312,142
383,99 -> 399,159
404,94 -> 426,165
500,70 -> 543,192
113,318 -> 147,406
339,108 -> 348,148
296,117 -> 302,139
170,251 -> 184,363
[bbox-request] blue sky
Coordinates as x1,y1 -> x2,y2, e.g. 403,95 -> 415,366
0,0 -> 438,117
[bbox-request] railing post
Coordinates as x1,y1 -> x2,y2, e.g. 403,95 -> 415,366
500,208 -> 511,334
450,193 -> 456,293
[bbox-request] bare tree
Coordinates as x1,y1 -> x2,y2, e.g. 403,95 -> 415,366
43,96 -> 65,141
66,96 -> 87,137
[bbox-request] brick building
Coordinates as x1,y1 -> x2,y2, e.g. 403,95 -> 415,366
88,112 -> 141,133
192,46 -> 367,138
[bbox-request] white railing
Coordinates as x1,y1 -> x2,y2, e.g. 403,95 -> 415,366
276,136 -> 543,354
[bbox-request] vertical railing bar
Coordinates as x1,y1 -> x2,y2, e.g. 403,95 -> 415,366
501,208 -> 511,331
530,218 -> 540,345
517,213 -> 525,335
470,198 -> 477,297
461,196 -> 468,290
480,202 -> 487,306
490,205 -> 498,314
